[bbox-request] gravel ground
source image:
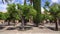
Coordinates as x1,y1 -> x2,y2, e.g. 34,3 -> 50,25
0,23 -> 60,34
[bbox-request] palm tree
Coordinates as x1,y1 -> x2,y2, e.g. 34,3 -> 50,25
44,1 -> 59,31
50,3 -> 59,31
49,3 -> 59,31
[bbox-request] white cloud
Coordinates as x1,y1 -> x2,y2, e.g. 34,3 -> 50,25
0,4 -> 7,12
51,0 -> 59,3
0,0 -> 7,12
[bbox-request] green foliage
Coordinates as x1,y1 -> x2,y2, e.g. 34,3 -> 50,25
40,14 -> 45,22
32,0 -> 41,24
44,0 -> 60,21
57,13 -> 60,19
7,3 -> 20,20
50,3 -> 59,15
48,15 -> 55,20
39,14 -> 54,22
3,13 -> 9,20
33,0 -> 41,13
0,12 -> 9,20
17,4 -> 37,20
0,12 -> 4,20
29,7 -> 37,17
44,0 -> 50,7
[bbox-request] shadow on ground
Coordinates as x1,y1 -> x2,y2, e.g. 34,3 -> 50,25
17,26 -> 33,31
47,27 -> 55,31
0,26 -> 5,30
47,27 -> 60,31
6,27 -> 16,30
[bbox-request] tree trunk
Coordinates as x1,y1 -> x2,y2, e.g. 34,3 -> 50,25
34,23 -> 39,27
13,20 -> 15,26
46,19 -> 48,23
42,20 -> 45,26
8,20 -> 10,25
59,19 -> 60,25
24,19 -> 27,25
21,16 -> 25,30
55,18 -> 58,31
33,19 -> 39,27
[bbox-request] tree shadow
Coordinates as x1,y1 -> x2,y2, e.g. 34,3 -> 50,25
0,26 -> 5,30
47,27 -> 60,31
47,27 -> 55,31
17,26 -> 33,31
6,27 -> 16,30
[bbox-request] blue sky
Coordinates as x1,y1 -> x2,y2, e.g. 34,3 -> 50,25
0,0 -> 60,12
